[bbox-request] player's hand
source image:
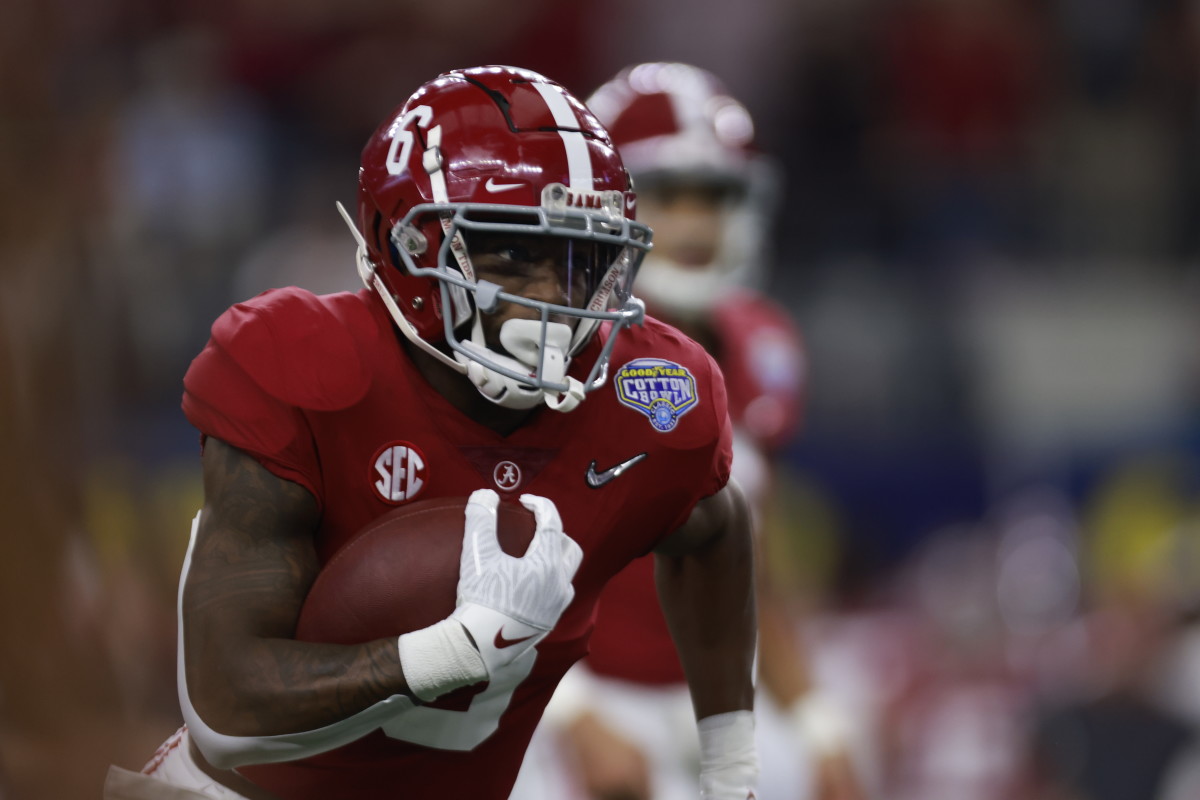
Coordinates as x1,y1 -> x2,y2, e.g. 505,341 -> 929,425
397,489 -> 580,701
452,489 -> 582,675
565,712 -> 652,800
812,750 -> 868,800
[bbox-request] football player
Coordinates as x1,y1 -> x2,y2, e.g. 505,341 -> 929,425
103,66 -> 758,800
511,63 -> 865,800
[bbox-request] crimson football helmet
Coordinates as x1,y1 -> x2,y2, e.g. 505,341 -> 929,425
342,66 -> 651,412
586,62 -> 778,317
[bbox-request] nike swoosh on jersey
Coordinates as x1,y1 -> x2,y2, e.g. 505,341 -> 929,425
585,452 -> 648,488
494,629 -> 537,649
484,177 -> 523,192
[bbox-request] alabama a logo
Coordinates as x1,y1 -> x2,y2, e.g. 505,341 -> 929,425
371,441 -> 427,504
615,358 -> 699,432
493,460 -> 522,491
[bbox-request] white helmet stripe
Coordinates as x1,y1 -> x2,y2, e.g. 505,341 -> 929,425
424,123 -> 473,325
533,83 -> 593,190
664,69 -> 709,135
425,124 -> 449,202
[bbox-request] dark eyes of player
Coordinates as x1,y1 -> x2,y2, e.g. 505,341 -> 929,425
491,243 -> 539,265
471,239 -> 607,278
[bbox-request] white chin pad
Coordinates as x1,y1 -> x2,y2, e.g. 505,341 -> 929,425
454,319 -> 578,410
457,349 -> 540,409
499,319 -> 571,386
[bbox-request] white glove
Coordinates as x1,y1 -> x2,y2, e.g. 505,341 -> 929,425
451,489 -> 582,673
398,489 -> 582,701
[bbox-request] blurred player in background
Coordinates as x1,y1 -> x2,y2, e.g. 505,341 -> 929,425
104,65 -> 760,800
511,62 -> 865,800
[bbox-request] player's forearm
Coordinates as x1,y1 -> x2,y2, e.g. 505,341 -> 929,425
179,500 -> 422,769
658,506 -> 759,800
182,546 -> 413,735
180,627 -> 419,770
186,437 -> 416,735
655,493 -> 757,718
186,635 -> 410,736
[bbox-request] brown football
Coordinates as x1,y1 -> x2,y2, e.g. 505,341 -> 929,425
295,496 -> 536,644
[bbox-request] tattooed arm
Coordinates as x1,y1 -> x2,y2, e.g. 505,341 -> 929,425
183,437 -> 412,736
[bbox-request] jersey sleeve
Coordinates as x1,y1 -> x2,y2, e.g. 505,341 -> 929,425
181,288 -> 372,507
715,293 -> 806,453
702,349 -> 734,496
659,346 -> 734,538
182,337 -> 320,501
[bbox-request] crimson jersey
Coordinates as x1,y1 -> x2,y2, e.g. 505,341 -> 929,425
585,290 -> 805,685
179,287 -> 732,799
710,290 -> 806,453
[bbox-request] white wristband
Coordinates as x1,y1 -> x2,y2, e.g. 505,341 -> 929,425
698,710 -> 758,800
790,693 -> 849,756
397,619 -> 487,702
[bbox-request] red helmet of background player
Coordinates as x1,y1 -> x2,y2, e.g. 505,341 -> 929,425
345,66 -> 651,412
587,62 -> 778,317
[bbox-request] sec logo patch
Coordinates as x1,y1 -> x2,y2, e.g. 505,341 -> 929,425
370,441 -> 427,504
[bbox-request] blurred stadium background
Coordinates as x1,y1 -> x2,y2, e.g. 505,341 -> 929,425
3,0 -> 1200,798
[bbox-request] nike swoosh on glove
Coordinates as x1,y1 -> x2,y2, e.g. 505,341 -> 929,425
451,489 -> 583,677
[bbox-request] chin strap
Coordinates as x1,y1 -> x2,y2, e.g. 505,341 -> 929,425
454,318 -> 585,413
336,201 -> 469,376
544,379 -> 586,412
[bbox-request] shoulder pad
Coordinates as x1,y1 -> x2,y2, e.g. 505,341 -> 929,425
210,288 -> 376,411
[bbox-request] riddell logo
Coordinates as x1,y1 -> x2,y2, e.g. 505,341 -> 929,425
371,441 -> 427,504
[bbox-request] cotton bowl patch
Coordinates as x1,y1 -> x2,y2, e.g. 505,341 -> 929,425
615,358 -> 699,432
